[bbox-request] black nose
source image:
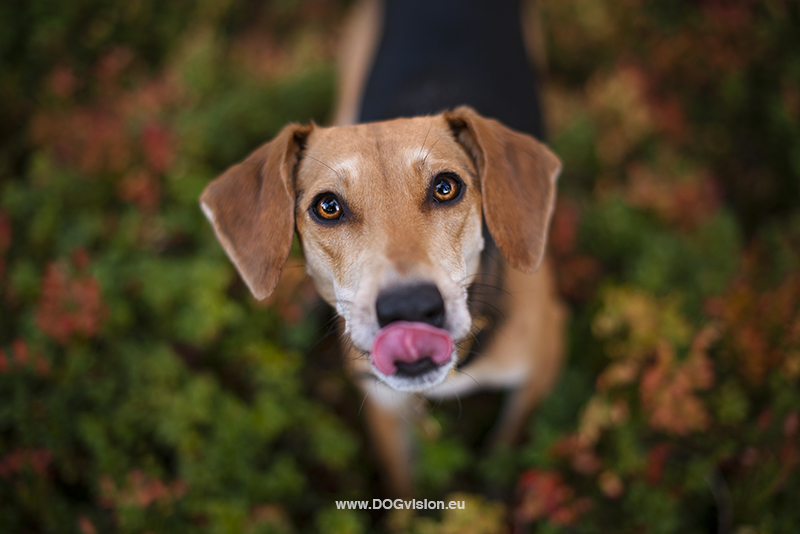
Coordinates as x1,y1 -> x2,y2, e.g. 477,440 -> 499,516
375,283 -> 445,328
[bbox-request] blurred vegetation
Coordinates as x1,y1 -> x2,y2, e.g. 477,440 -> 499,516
1,0 -> 799,533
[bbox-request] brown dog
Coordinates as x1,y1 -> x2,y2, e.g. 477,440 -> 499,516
200,106 -> 566,496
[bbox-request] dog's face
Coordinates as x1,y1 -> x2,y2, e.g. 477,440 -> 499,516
200,107 -> 561,392
295,117 -> 483,390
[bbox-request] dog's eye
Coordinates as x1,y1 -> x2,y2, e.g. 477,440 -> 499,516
432,173 -> 462,203
313,194 -> 343,221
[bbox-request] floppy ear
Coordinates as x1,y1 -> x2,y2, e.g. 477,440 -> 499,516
199,123 -> 313,300
444,106 -> 562,273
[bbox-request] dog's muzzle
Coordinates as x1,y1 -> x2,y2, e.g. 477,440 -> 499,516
371,283 -> 454,379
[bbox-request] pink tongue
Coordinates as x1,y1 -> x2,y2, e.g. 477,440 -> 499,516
371,321 -> 453,375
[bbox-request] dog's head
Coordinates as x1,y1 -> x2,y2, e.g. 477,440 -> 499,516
200,106 -> 561,392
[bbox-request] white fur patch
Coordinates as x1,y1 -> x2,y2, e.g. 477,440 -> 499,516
370,351 -> 457,393
335,157 -> 362,179
200,201 -> 215,224
403,146 -> 427,167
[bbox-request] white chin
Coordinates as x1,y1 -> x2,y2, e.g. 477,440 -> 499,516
370,354 -> 456,392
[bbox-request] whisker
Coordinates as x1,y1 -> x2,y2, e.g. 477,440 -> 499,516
463,274 -> 505,291
447,380 -> 463,420
454,368 -> 482,390
468,288 -> 511,300
305,154 -> 345,181
358,380 -> 380,416
366,377 -> 415,424
302,322 -> 346,359
467,299 -> 506,320
340,336 -> 370,362
421,131 -> 448,165
416,121 -> 434,162
288,273 -> 311,302
454,326 -> 482,352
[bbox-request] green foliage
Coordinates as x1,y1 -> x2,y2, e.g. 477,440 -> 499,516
1,0 -> 799,533
0,2 -> 356,533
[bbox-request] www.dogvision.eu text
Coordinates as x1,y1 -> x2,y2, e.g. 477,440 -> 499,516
335,499 -> 466,511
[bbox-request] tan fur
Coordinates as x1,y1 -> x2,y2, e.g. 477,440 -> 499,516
445,107 -> 561,273
199,124 -> 312,300
201,109 -> 566,496
294,117 -> 484,351
333,0 -> 384,126
362,394 -> 415,497
200,1 -> 566,496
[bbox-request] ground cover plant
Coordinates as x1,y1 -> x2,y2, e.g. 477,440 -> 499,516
1,0 -> 798,532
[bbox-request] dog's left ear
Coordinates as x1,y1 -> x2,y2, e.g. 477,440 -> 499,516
445,106 -> 562,273
199,123 -> 313,300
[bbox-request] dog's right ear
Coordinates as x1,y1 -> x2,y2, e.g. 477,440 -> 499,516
200,123 -> 313,300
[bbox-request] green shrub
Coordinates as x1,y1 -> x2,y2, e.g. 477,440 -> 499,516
1,0 -> 798,533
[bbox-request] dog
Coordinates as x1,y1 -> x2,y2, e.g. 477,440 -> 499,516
200,0 -> 566,497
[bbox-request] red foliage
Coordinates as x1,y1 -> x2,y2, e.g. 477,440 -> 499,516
550,201 -> 603,301
141,123 -> 174,173
100,470 -> 188,510
549,434 -> 603,476
48,65 -> 77,99
777,442 -> 799,487
31,52 -> 178,215
774,412 -> 800,490
647,93 -> 688,140
706,252 -> 800,385
639,335 -> 715,436
95,48 -> 135,92
0,210 -> 10,251
31,106 -> 133,175
598,470 -> 624,499
757,409 -> 774,432
12,338 -> 29,366
625,162 -> 721,231
645,3 -> 758,89
77,516 -> 97,534
118,170 -> 161,211
34,354 -> 52,377
71,248 -> 90,270
784,412 -> 799,437
0,210 -> 10,281
515,469 -> 592,528
0,340 -> 50,377
35,259 -> 107,345
550,200 -> 581,256
0,448 -> 52,479
645,443 -> 672,486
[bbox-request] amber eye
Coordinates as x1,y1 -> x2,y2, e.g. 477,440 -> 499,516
313,194 -> 343,221
432,173 -> 462,203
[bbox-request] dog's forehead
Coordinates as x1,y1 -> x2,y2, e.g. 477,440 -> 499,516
297,116 -> 472,189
